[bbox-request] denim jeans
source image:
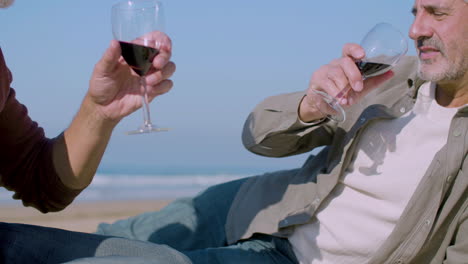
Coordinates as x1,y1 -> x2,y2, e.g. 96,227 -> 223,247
0,178 -> 299,264
0,223 -> 191,264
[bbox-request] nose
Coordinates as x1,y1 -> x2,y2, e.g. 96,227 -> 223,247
409,13 -> 433,41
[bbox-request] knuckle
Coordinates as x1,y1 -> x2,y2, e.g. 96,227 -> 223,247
328,66 -> 342,77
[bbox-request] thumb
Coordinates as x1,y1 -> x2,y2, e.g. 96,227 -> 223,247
95,40 -> 121,75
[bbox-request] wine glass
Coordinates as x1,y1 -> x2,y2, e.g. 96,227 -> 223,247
312,22 -> 408,122
111,0 -> 169,135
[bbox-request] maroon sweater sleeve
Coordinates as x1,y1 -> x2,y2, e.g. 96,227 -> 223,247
0,48 -> 82,213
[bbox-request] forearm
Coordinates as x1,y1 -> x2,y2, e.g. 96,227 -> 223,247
242,91 -> 333,157
53,95 -> 117,190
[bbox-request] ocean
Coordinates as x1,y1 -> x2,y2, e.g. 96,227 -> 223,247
77,172 -> 250,201
0,168 -> 264,204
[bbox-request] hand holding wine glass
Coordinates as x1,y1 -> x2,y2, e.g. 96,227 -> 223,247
304,22 -> 408,123
112,0 -> 171,134
87,25 -> 173,132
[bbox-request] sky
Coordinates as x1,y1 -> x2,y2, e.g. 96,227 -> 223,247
0,0 -> 417,175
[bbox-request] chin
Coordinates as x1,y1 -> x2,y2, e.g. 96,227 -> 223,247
0,0 -> 15,8
417,63 -> 447,82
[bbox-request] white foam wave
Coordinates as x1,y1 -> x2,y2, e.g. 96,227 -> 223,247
0,173 -> 251,202
91,173 -> 247,187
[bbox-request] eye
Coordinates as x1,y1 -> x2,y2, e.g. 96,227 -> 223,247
433,11 -> 446,17
427,7 -> 448,18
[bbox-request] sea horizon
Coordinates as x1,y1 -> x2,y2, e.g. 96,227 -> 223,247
0,166 -> 278,205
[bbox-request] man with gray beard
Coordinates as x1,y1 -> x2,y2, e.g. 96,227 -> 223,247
236,0 -> 467,263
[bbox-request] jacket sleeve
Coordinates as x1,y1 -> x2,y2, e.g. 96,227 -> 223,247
444,202 -> 468,264
241,91 -> 336,157
0,89 -> 82,213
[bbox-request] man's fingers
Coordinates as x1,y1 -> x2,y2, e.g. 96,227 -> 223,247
340,57 -> 364,92
153,40 -> 172,70
147,79 -> 174,102
145,61 -> 176,85
342,43 -> 365,61
132,31 -> 172,70
152,50 -> 171,70
148,31 -> 172,70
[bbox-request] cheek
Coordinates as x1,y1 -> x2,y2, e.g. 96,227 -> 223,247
445,35 -> 466,61
437,26 -> 460,58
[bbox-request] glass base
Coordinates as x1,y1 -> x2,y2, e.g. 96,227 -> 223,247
312,90 -> 346,123
126,124 -> 170,135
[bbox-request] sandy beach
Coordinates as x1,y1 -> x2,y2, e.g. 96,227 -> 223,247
0,200 -> 171,233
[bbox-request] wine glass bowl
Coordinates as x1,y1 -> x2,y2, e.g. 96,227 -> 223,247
312,22 -> 408,123
111,0 -> 169,135
119,41 -> 159,77
357,22 -> 408,79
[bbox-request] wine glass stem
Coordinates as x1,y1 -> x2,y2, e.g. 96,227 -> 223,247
334,75 -> 367,102
140,77 -> 153,127
334,86 -> 352,102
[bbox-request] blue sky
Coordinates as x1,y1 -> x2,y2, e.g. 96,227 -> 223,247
1,0 -> 417,175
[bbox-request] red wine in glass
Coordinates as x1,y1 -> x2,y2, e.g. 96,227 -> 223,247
355,61 -> 392,78
119,41 -> 159,76
331,61 -> 393,102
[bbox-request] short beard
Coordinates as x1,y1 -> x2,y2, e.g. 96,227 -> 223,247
418,59 -> 467,82
0,0 -> 15,8
417,37 -> 468,82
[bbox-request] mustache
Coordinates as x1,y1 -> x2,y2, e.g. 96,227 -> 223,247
417,37 -> 444,52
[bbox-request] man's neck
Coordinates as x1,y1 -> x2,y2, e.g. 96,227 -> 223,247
435,76 -> 468,108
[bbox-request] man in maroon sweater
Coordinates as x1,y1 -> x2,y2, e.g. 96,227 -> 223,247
0,1 -> 190,263
0,2 -> 175,212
